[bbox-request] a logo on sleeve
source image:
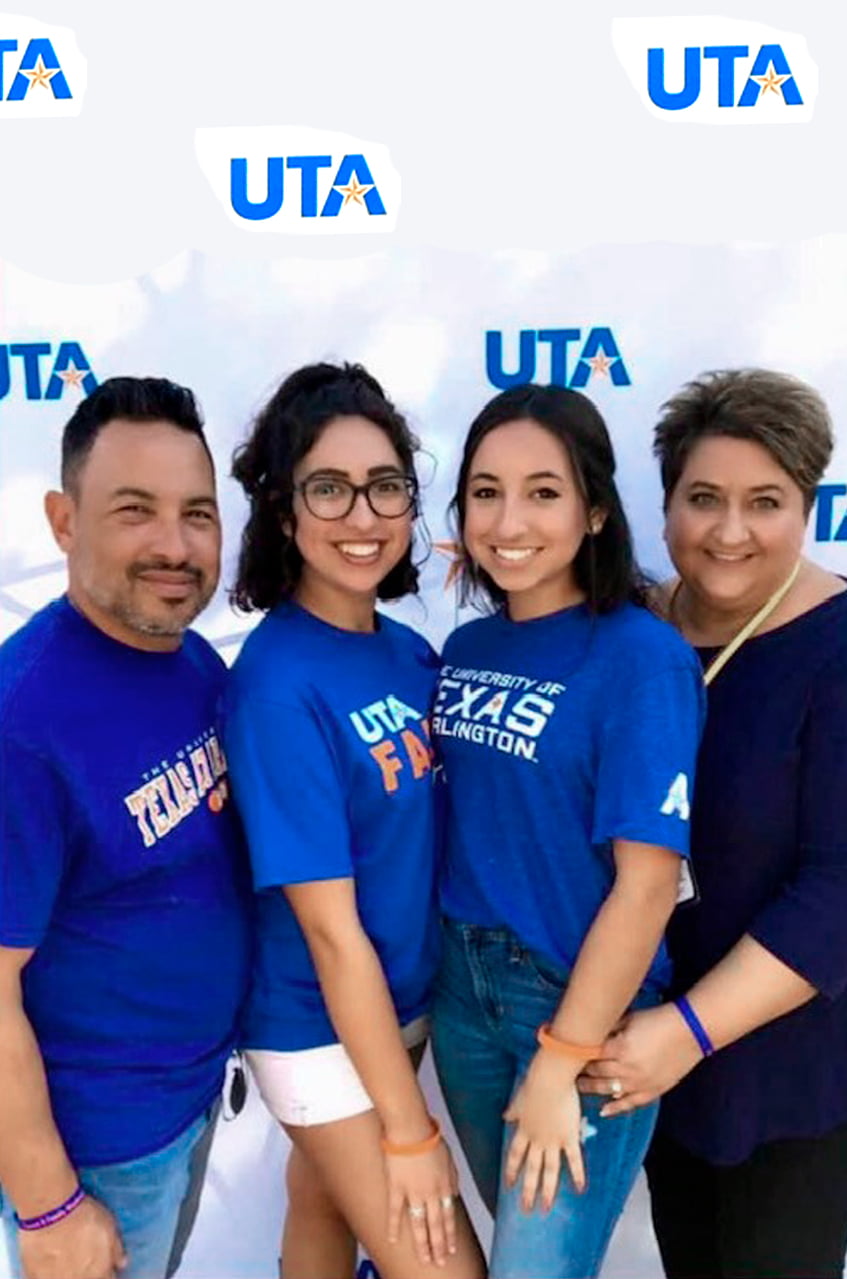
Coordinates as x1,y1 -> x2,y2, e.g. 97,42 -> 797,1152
432,665 -> 565,763
660,772 -> 691,821
349,695 -> 433,794
123,728 -> 229,848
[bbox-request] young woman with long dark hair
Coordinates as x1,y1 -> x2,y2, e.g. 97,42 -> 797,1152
430,383 -> 704,1278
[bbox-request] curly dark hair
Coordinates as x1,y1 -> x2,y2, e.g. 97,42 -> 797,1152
451,383 -> 649,614
231,362 -> 422,612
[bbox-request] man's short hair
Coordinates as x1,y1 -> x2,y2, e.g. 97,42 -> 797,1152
61,376 -> 213,493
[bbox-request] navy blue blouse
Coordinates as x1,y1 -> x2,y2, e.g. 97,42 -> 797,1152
658,589 -> 847,1165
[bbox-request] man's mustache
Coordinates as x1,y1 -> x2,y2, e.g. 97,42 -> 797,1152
129,560 -> 204,582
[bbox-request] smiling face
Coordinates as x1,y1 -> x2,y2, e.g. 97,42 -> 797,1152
45,417 -> 220,651
290,415 -> 413,624
463,417 -> 601,621
664,434 -> 808,615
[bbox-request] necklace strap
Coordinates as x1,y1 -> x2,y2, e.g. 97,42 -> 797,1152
670,561 -> 801,687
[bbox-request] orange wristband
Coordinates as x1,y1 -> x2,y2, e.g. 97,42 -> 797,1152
380,1116 -> 442,1156
536,1023 -> 603,1062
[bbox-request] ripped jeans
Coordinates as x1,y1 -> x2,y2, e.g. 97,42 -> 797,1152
431,918 -> 660,1279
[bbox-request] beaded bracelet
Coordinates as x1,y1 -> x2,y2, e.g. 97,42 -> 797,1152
381,1116 -> 442,1156
536,1023 -> 603,1063
674,995 -> 715,1058
14,1185 -> 86,1231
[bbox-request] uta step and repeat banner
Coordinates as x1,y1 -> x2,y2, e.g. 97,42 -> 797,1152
1,4 -> 845,1276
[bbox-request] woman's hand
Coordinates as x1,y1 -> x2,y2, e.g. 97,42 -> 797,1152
578,1003 -> 703,1115
385,1138 -> 460,1267
503,1049 -> 585,1213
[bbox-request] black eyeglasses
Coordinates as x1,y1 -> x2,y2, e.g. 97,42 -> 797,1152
295,474 -> 418,520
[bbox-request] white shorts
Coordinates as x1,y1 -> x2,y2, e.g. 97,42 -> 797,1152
246,1015 -> 430,1127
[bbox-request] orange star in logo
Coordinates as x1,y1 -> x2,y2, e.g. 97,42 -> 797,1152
56,362 -> 87,390
434,540 -> 465,590
334,175 -> 373,207
22,56 -> 58,90
587,352 -> 612,377
751,66 -> 789,97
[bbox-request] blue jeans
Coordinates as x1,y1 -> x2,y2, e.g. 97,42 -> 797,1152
431,919 -> 660,1279
1,1105 -> 217,1279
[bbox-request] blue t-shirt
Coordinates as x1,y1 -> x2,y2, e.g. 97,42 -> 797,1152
224,601 -> 441,1051
0,599 -> 252,1167
659,590 -> 847,1164
435,602 -> 705,991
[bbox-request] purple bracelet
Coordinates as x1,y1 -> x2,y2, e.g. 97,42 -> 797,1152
14,1185 -> 86,1231
674,995 -> 715,1058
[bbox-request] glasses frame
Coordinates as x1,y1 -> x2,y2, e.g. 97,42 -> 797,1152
294,474 -> 419,521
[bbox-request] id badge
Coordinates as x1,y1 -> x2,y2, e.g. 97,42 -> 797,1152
676,858 -> 699,907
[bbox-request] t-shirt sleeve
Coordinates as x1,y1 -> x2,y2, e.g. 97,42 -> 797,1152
0,736 -> 68,947
224,694 -> 353,891
592,661 -> 705,856
748,654 -> 847,999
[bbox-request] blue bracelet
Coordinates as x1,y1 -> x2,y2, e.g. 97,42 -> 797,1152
14,1185 -> 86,1231
673,995 -> 715,1058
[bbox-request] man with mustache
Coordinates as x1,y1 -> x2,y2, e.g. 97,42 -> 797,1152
0,378 -> 252,1279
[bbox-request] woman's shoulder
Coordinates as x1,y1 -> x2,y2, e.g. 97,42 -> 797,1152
227,604 -> 322,703
600,599 -> 696,668
785,565 -> 847,632
441,612 -> 499,662
773,580 -> 847,670
377,612 -> 441,669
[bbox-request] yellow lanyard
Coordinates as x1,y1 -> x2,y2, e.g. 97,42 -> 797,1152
670,561 -> 801,687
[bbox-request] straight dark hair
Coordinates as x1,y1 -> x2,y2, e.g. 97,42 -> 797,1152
61,376 -> 210,493
451,384 -> 648,613
231,362 -> 421,612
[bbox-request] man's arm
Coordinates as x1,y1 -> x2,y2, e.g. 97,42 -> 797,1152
0,947 -> 78,1215
0,946 -> 125,1279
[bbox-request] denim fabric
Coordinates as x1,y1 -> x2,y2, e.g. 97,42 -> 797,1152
432,918 -> 660,1279
1,1106 -> 215,1279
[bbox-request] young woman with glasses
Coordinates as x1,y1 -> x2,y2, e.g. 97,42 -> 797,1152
224,363 -> 484,1279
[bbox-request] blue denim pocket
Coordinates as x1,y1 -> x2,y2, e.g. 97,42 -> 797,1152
522,945 -> 570,995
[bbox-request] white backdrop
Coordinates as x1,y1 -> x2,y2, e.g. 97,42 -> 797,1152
2,2 -> 847,1275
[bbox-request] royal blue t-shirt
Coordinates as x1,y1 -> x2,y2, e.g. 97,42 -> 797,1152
435,602 -> 705,991
0,599 -> 252,1167
658,590 -> 847,1164
224,601 -> 441,1051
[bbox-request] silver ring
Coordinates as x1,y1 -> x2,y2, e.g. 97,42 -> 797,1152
440,1195 -> 455,1210
610,1078 -> 623,1099
408,1204 -> 426,1220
